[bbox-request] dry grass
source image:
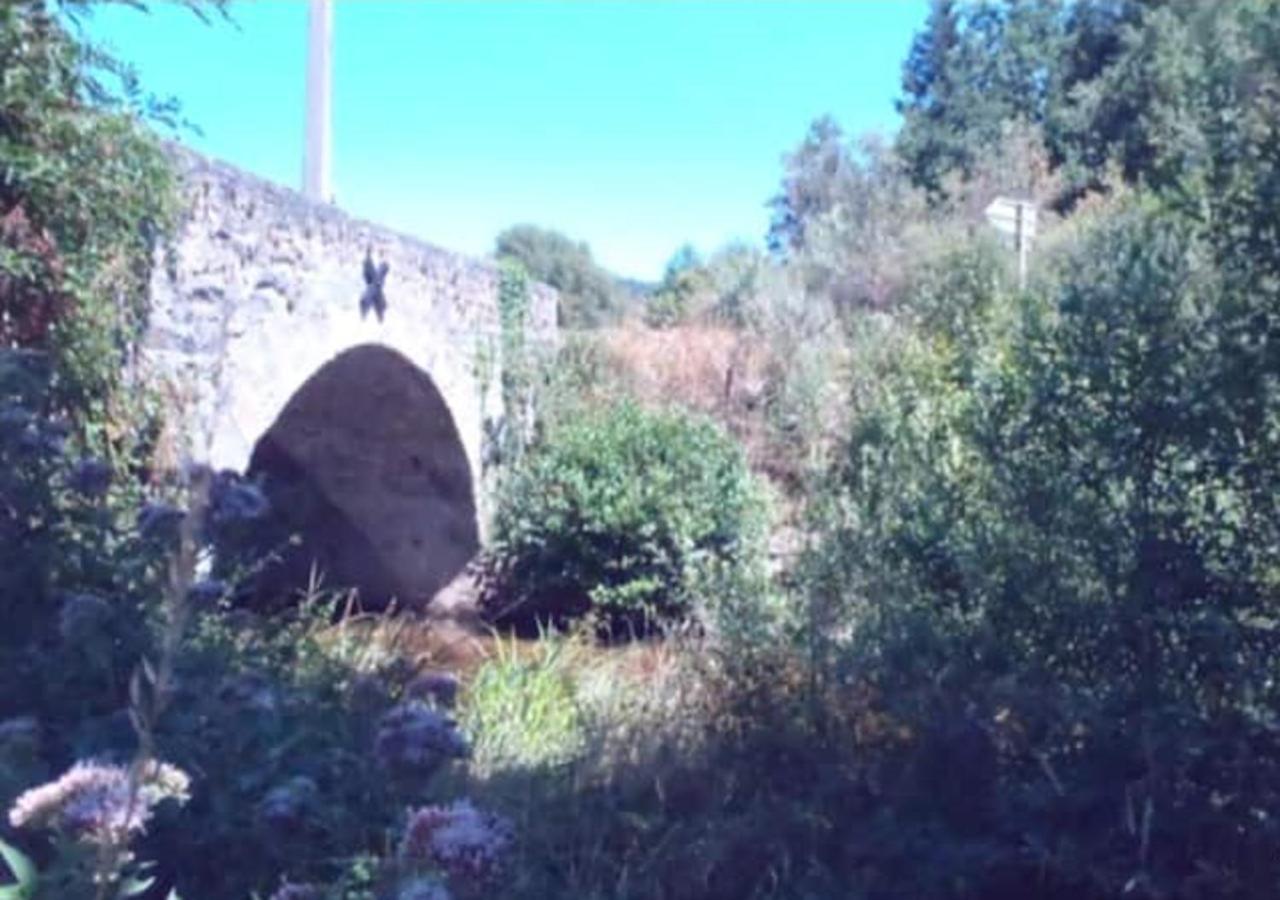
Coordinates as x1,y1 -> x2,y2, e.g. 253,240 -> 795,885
602,323 -> 770,417
596,323 -> 789,479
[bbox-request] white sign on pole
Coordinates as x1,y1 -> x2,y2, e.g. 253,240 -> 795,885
984,197 -> 1037,240
984,196 -> 1037,289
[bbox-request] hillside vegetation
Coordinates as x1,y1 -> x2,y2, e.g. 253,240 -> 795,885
2,2 -> 1279,899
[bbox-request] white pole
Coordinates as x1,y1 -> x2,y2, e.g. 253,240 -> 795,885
303,0 -> 333,202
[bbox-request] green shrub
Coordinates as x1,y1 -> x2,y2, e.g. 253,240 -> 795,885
485,401 -> 768,633
805,199 -> 1280,897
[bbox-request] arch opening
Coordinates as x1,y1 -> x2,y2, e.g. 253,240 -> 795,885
247,344 -> 479,610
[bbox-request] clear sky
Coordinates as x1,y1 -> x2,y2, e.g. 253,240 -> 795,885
84,1 -> 928,281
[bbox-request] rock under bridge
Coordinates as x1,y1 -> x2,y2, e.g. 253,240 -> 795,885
144,148 -> 557,609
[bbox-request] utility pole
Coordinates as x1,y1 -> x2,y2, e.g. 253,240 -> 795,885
303,0 -> 333,203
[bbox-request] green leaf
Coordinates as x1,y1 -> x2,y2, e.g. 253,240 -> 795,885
0,840 -> 37,894
118,874 -> 156,897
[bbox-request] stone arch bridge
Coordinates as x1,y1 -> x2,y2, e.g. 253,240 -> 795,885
144,148 -> 557,608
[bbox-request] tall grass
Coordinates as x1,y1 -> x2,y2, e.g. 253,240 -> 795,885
460,630 -> 584,775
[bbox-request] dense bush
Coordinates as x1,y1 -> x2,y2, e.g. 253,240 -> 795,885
494,224 -> 627,329
803,197 -> 1280,898
485,401 -> 768,633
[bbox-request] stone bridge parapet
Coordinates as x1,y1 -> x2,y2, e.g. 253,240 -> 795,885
143,147 -> 558,606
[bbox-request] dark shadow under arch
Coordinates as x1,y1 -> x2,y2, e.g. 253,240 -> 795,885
248,344 -> 478,610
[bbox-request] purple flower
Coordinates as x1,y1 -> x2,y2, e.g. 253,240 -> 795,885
208,470 -> 269,523
374,701 -> 468,776
257,776 -> 318,833
138,501 -> 186,541
8,759 -> 190,845
398,799 -> 512,883
67,457 -> 112,498
58,593 -> 113,644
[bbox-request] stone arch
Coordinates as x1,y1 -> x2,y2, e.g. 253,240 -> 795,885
248,344 -> 478,609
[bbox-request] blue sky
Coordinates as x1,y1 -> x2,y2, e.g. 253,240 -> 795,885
85,1 -> 928,280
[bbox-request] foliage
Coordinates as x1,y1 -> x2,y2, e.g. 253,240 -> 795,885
895,0 -> 1280,208
807,199 -> 1280,897
896,0 -> 1062,200
0,0 -> 190,459
461,633 -> 584,775
485,401 -> 768,633
480,260 -> 537,477
642,244 -> 709,328
494,224 -> 625,329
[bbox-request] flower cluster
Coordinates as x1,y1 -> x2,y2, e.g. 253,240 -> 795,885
398,799 -> 512,883
374,701 -> 468,776
57,592 -> 113,644
257,776 -> 318,833
138,501 -> 186,542
207,469 -> 269,524
8,759 -> 190,844
67,456 -> 112,498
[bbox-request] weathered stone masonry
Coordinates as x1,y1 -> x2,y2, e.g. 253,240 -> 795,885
144,147 -> 557,606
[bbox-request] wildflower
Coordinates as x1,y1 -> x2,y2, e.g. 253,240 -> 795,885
396,876 -> 452,900
58,592 -> 113,644
374,701 -> 468,776
257,776 -> 318,832
67,457 -> 112,498
208,470 -> 269,523
398,799 -> 512,883
8,759 -> 190,844
267,883 -> 325,900
138,760 -> 192,808
138,501 -> 186,541
405,670 -> 460,709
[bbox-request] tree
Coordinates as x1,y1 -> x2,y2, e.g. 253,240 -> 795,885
0,1 -> 224,457
895,0 -> 1062,200
894,0 -> 1280,213
493,224 -> 623,329
766,116 -> 851,253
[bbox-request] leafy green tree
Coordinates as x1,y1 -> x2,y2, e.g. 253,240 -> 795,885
895,0 -> 1280,213
896,0 -> 1062,199
0,0 -> 224,462
767,116 -> 851,253
644,242 -> 711,327
494,224 -> 624,328
816,199 -> 1280,897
